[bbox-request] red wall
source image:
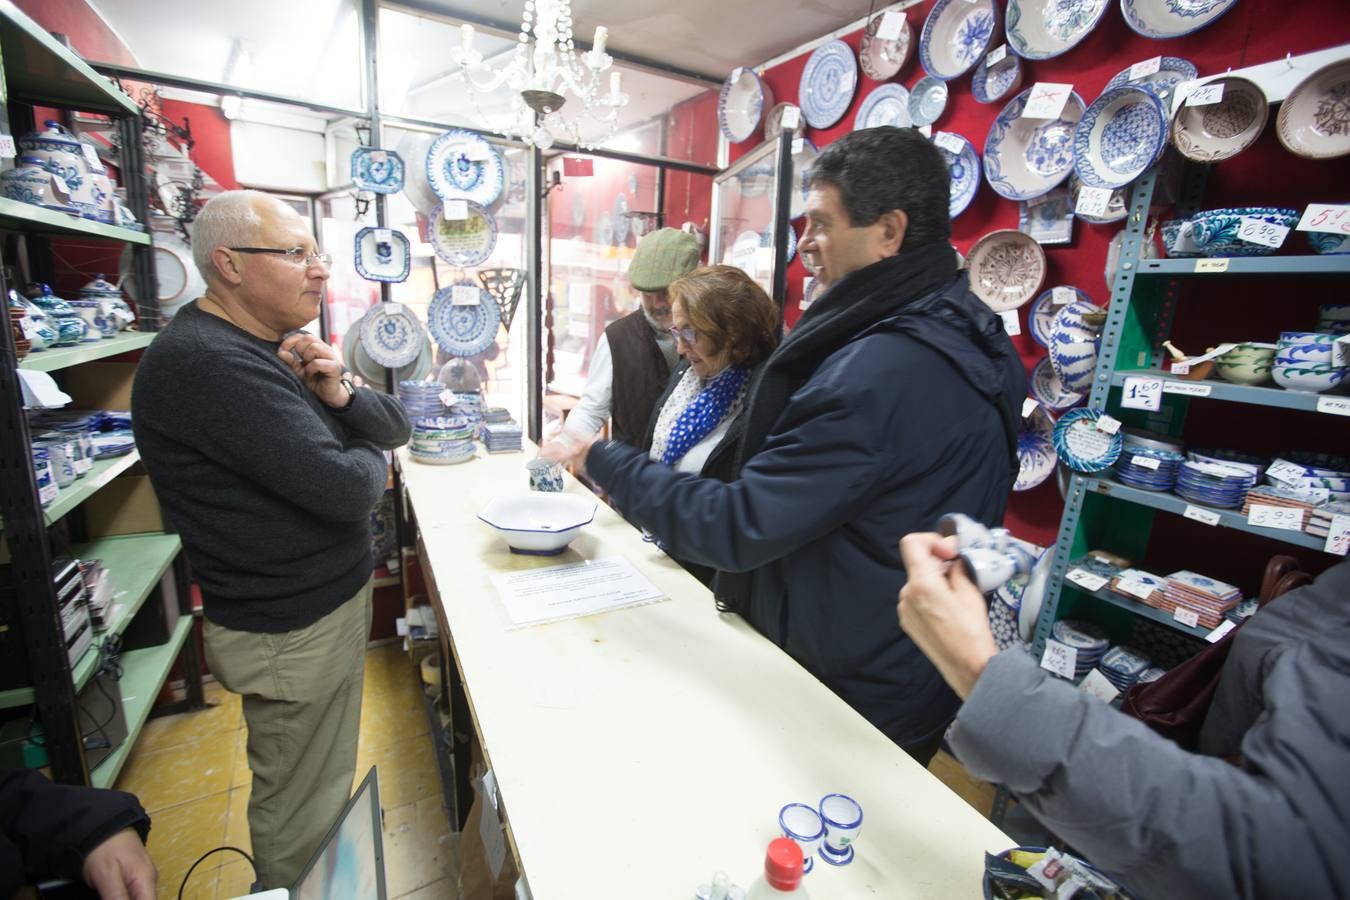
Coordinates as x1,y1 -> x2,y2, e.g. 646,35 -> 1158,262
14,0 -> 136,66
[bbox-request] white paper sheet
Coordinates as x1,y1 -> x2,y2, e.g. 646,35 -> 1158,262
491,556 -> 667,628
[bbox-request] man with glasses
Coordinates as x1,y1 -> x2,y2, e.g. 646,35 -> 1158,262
131,190 -> 410,889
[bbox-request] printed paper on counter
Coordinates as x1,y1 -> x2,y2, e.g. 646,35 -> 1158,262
491,556 -> 668,628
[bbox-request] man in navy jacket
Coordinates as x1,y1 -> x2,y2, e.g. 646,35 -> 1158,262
556,127 -> 1025,762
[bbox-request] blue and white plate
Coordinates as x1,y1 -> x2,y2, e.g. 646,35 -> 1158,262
1105,56 -> 1198,103
426,129 -> 506,206
972,53 -> 1023,105
430,201 -> 499,267
361,302 -> 426,369
798,40 -> 858,129
909,76 -> 949,127
854,83 -> 912,130
920,0 -> 999,81
613,193 -> 631,244
354,227 -> 411,283
1120,0 -> 1240,39
1016,404 -> 1057,492
984,87 -> 1087,201
427,281 -> 502,358
719,67 -> 773,143
1006,0 -> 1109,60
350,148 -> 404,194
934,131 -> 980,218
1073,86 -> 1168,190
1032,356 -> 1086,411
1052,618 -> 1110,650
1053,408 -> 1121,473
1029,287 -> 1090,347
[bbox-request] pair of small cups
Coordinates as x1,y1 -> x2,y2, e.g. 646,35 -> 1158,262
778,793 -> 863,872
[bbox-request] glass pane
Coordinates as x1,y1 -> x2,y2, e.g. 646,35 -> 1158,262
710,141 -> 784,297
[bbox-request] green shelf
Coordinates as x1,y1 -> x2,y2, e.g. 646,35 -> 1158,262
90,615 -> 193,789
20,331 -> 155,372
41,450 -> 140,525
1063,557 -> 1212,641
0,198 -> 152,245
1109,369 -> 1350,416
1135,255 -> 1350,277
0,1 -> 140,115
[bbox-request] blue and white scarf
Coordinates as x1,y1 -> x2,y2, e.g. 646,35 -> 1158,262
653,365 -> 749,466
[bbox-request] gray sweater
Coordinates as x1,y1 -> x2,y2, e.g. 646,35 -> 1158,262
132,302 -> 410,632
949,559 -> 1350,898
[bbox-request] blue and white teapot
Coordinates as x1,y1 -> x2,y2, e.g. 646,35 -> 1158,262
18,121 -> 97,219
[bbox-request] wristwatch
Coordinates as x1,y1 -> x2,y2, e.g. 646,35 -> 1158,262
329,374 -> 357,411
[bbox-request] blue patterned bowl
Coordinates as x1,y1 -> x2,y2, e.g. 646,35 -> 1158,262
1189,207 -> 1299,258
1308,231 -> 1350,254
1072,86 -> 1168,190
1272,363 -> 1347,393
984,87 -> 1087,201
1159,218 -> 1200,257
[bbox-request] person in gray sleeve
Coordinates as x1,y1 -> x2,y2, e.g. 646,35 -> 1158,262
132,190 -> 410,889
896,531 -> 1350,899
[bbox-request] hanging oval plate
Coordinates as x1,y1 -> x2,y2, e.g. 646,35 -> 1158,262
430,201 -> 499,267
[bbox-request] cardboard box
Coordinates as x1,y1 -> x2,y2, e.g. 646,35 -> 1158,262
82,473 -> 164,537
63,362 -> 137,411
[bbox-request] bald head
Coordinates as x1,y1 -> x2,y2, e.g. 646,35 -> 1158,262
193,190 -> 302,285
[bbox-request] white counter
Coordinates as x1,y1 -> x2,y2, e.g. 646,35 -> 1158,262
399,444 -> 1010,898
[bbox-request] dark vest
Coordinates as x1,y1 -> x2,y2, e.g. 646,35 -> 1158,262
604,310 -> 671,444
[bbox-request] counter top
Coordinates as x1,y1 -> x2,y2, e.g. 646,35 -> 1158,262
399,443 -> 1010,898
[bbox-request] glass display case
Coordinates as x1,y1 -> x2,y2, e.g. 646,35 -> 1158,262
709,134 -> 795,304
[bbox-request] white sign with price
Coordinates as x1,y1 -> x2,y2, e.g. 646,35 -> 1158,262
1022,397 -> 1039,418
1206,619 -> 1237,643
1131,454 -> 1161,470
1066,568 -> 1109,592
998,310 -> 1021,336
1096,414 -> 1122,434
1184,504 -> 1221,526
1122,376 -> 1164,411
934,131 -> 965,154
780,106 -> 801,129
1129,56 -> 1162,81
451,285 -> 481,306
1247,504 -> 1304,531
876,11 -> 905,40
0,135 -> 17,158
1021,83 -> 1074,119
1079,668 -> 1120,702
443,199 -> 469,220
1173,607 -> 1200,628
791,137 -> 804,155
1052,286 -> 1076,306
1295,203 -> 1350,235
1116,579 -> 1156,601
1075,186 -> 1113,218
986,44 -> 1007,67
1040,639 -> 1078,680
1325,515 -> 1350,556
1184,83 -> 1225,106
1265,459 -> 1307,486
1237,216 -> 1289,249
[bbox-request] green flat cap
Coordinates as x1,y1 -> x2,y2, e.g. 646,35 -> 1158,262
628,227 -> 701,291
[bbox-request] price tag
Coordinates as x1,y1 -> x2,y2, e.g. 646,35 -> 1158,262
1079,668 -> 1120,702
1194,258 -> 1229,273
1334,335 -> 1350,368
876,10 -> 905,40
0,134 -> 16,158
79,141 -> 101,171
1075,186 -> 1113,218
39,480 -> 59,506
917,124 -> 932,138
1021,82 -> 1074,120
780,106 -> 801,129
1265,459 -> 1307,486
1163,381 -> 1211,397
1129,56 -> 1162,81
1237,216 -> 1289,249
998,309 -> 1021,336
1117,578 -> 1156,601
1040,639 -> 1078,680
51,174 -> 70,194
1185,83 -> 1225,106
1066,568 -> 1109,592
986,44 -> 1007,67
1248,504 -> 1304,531
1317,395 -> 1350,416
451,285 -> 481,305
443,199 -> 469,220
73,457 -> 92,475
1131,454 -> 1161,470
1184,504 -> 1221,526
439,389 -> 456,407
1173,606 -> 1200,628
369,149 -> 388,164
1096,414 -> 1121,434
375,228 -> 393,244
934,131 -> 965,154
1051,286 -> 1076,306
18,316 -> 38,339
1171,362 -> 1191,375
791,137 -> 804,155
1022,397 -> 1039,418
1121,376 -> 1164,411
731,67 -> 744,84
1325,514 -> 1350,556
1295,203 -> 1350,235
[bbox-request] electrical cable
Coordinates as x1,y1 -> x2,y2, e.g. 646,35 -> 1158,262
178,846 -> 256,900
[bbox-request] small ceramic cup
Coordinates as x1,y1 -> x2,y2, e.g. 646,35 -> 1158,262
778,803 -> 825,875
818,793 -> 863,866
526,457 -> 564,492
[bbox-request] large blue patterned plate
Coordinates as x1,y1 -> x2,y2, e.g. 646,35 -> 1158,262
919,0 -> 998,81
426,129 -> 506,206
354,227 -> 411,283
1105,56 -> 1197,103
361,302 -> 426,368
350,148 -> 405,194
1053,408 -> 1122,474
934,131 -> 980,218
428,282 -> 502,358
984,86 -> 1087,201
1006,0 -> 1110,60
854,83 -> 912,130
719,67 -> 773,142
430,201 -> 499,267
1073,86 -> 1168,190
1120,0 -> 1239,39
798,40 -> 858,129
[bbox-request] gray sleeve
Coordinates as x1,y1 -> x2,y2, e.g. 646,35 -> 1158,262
949,649 -> 1336,899
332,385 -> 412,448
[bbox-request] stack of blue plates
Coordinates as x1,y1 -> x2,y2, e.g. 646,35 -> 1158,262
1051,619 -> 1110,677
1174,460 -> 1257,509
1098,645 -> 1152,691
409,415 -> 476,465
482,406 -> 512,424
1137,665 -> 1167,684
397,380 -> 449,421
90,429 -> 135,457
1114,446 -> 1185,491
481,420 -> 523,453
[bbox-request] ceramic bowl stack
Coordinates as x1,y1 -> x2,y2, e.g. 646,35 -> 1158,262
1215,342 -> 1278,386
1175,460 -> 1258,509
1051,620 -> 1109,678
397,380 -> 450,422
1308,501 -> 1350,539
1189,448 -> 1266,483
409,416 -> 476,465
1161,572 -> 1242,629
447,391 -> 485,435
1319,305 -> 1350,336
1098,645 -> 1153,692
1189,207 -> 1300,258
1273,331 -> 1346,393
1114,433 -> 1185,492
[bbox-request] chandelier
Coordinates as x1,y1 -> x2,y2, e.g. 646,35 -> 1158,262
453,0 -> 629,150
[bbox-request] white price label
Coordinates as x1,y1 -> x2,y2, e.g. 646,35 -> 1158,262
51,174 -> 70,194
439,389 -> 456,407
999,309 -> 1021,336
1040,639 -> 1079,680
443,199 -> 469,220
1317,395 -> 1350,417
1066,568 -> 1109,592
1117,579 -> 1156,601
1184,504 -> 1221,526
1173,606 -> 1200,628
39,480 -> 59,505
1295,203 -> 1350,235
1163,381 -> 1211,397
1171,362 -> 1191,376
780,106 -> 801,129
1122,376 -> 1164,411
1051,286 -> 1076,306
80,141 -> 101,170
917,124 -> 932,138
1248,504 -> 1304,531
730,67 -> 744,84
1079,668 -> 1120,702
934,131 -> 965,154
1185,83 -> 1225,106
1097,414 -> 1121,434
73,457 -> 92,475
1194,258 -> 1229,273
1021,82 -> 1074,120
1325,514 -> 1350,556
1237,216 -> 1289,249
876,10 -> 905,40
1022,397 -> 1039,418
986,44 -> 1007,67
370,149 -> 388,164
755,246 -> 775,273
791,137 -> 804,155
1206,619 -> 1237,643
1075,186 -> 1113,218
1129,56 -> 1162,81
0,135 -> 16,158
374,228 -> 393,244
1265,459 -> 1307,486
1131,454 -> 1161,470
451,285 -> 481,305
1334,335 -> 1350,368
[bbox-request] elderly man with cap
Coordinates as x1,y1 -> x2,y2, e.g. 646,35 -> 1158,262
553,226 -> 702,446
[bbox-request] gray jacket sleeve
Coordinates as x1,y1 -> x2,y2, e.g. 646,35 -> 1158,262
948,647 -> 1348,899
331,385 -> 412,449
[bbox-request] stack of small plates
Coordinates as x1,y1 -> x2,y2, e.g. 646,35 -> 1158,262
409,416 -> 476,466
1240,484 -> 1323,526
1174,461 -> 1256,509
1107,568 -> 1166,605
1098,645 -> 1153,692
1115,444 -> 1185,492
397,380 -> 449,421
1224,598 -> 1258,625
481,420 -> 523,454
1051,619 -> 1109,678
1137,666 -> 1168,684
1308,500 -> 1350,538
91,430 -> 135,457
1162,571 -> 1242,629
449,390 -> 484,423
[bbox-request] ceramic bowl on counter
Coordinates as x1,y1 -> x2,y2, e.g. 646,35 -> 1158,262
1271,362 -> 1346,393
477,492 -> 598,555
1170,76 -> 1268,164
1189,207 -> 1300,257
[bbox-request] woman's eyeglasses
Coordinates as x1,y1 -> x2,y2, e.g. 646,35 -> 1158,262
667,325 -> 697,345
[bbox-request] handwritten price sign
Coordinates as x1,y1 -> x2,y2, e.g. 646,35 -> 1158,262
1121,376 -> 1163,411
1296,203 -> 1350,235
1326,515 -> 1350,556
1021,82 -> 1074,119
1040,640 -> 1079,680
1247,504 -> 1304,531
1237,216 -> 1289,249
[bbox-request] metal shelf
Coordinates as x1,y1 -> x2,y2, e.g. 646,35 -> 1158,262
41,450 -> 140,525
0,1 -> 140,115
20,332 -> 155,373
1062,558 -> 1212,641
1082,476 -> 1330,552
1109,369 -> 1350,415
1135,255 -> 1350,277
0,198 -> 152,246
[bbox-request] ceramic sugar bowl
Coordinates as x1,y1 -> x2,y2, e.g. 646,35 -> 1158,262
79,273 -> 133,335
18,121 -> 96,219
2,160 -> 79,214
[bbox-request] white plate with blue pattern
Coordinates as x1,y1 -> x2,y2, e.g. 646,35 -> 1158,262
1105,56 -> 1197,103
984,86 -> 1086,201
798,40 -> 858,129
1120,0 -> 1240,39
361,302 -> 426,368
428,282 -> 502,358
909,76 -> 949,127
426,129 -> 506,207
350,148 -> 405,195
972,53 -> 1022,105
430,201 -> 498,267
719,68 -> 773,143
354,227 -> 411,283
919,0 -> 998,81
1006,0 -> 1109,60
934,131 -> 980,218
854,83 -> 912,130
1073,86 -> 1168,190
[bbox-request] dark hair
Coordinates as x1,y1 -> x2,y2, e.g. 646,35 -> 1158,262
668,265 -> 780,367
804,127 -> 952,248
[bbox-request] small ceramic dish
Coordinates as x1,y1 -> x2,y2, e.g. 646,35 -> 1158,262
1005,0 -> 1109,60
984,87 -> 1087,201
1190,206 -> 1299,257
1276,59 -> 1350,160
1053,408 -> 1123,474
1104,56 -> 1198,104
967,229 -> 1047,311
908,76 -> 949,127
1120,0 -> 1239,39
1072,86 -> 1169,190
859,11 -> 913,81
354,227 -> 411,283
934,131 -> 980,218
1308,231 -> 1350,254
763,102 -> 806,142
971,52 -> 1023,105
1170,76 -> 1268,164
427,281 -> 502,358
855,84 -> 912,130
1272,363 -> 1347,394
350,147 -> 405,195
719,67 -> 773,143
919,0 -> 998,81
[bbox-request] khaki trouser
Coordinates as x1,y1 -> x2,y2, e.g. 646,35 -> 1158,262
204,580 -> 373,889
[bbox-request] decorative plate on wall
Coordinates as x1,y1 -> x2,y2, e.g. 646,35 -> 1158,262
1073,86 -> 1169,190
428,281 -> 502,358
354,227 -> 411,283
719,67 -> 774,143
1006,0 -> 1110,60
350,147 -> 405,194
361,302 -> 426,368
430,201 -> 499,267
967,228 -> 1047,311
934,131 -> 980,218
1276,58 -> 1350,160
984,87 -> 1087,201
426,129 -> 506,206
859,12 -> 913,81
798,40 -> 859,129
919,0 -> 998,81
855,84 -> 913,130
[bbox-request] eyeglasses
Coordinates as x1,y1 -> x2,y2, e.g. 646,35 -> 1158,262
230,247 -> 333,269
668,325 -> 697,345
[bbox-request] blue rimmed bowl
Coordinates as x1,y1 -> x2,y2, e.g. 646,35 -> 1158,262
972,52 -> 1022,105
1189,207 -> 1300,258
1272,363 -> 1346,393
1308,231 -> 1350,254
1005,0 -> 1109,61
919,0 -> 999,81
1105,56 -> 1198,104
1072,86 -> 1168,190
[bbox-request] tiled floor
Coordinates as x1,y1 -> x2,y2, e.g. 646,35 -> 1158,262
114,641 -> 457,900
